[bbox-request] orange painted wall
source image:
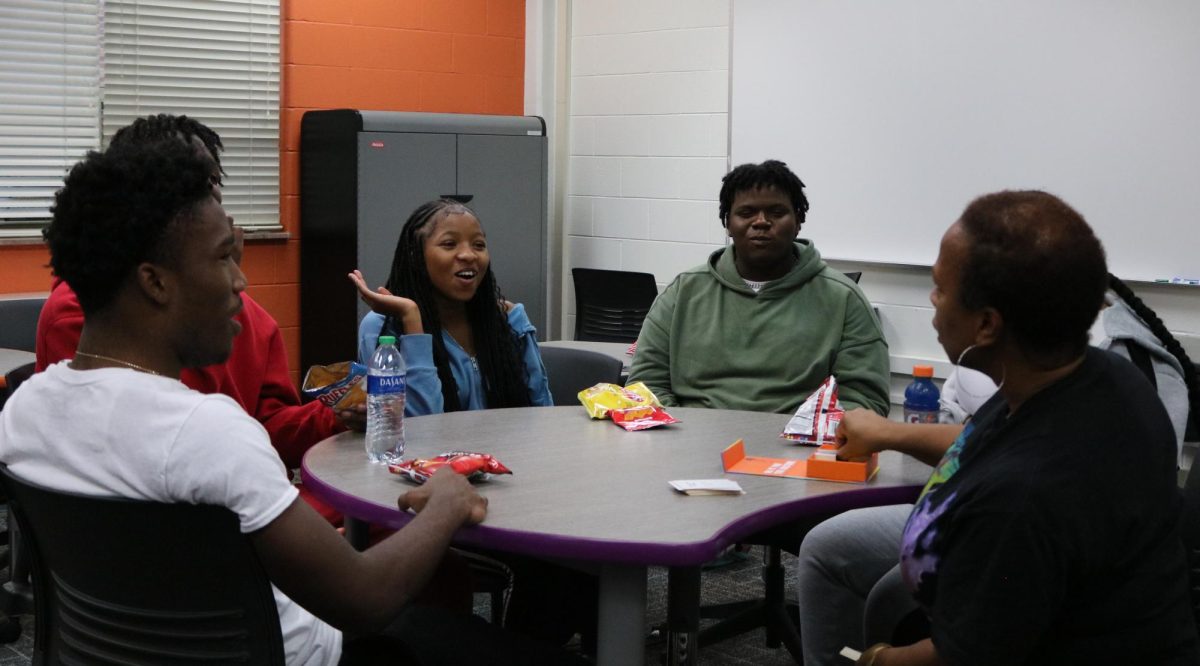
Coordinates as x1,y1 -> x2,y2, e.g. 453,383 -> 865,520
0,0 -> 526,388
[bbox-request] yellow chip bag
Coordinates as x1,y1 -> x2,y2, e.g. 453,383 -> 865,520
577,382 -> 662,419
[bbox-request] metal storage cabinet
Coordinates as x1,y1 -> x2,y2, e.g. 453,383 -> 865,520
299,110 -> 548,369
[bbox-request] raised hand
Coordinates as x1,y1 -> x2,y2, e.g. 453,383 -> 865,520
347,269 -> 423,334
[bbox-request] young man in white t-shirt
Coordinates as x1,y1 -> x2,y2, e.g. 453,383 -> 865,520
0,135 -> 581,665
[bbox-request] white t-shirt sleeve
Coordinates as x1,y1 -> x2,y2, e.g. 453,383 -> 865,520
162,395 -> 298,533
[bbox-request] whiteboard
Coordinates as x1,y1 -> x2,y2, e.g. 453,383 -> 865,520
730,0 -> 1200,282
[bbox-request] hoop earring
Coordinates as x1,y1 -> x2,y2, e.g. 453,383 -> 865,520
955,343 -> 1006,393
955,344 -> 977,366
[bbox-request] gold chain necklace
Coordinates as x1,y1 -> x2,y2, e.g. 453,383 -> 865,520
74,351 -> 162,376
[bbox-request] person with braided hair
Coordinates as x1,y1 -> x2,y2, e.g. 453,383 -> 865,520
351,198 -> 552,415
351,200 -> 585,651
1099,273 -> 1198,462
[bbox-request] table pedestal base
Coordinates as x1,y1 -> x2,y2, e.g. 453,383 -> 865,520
597,564 -> 648,666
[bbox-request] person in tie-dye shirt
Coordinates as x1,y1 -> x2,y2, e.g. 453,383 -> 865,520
827,191 -> 1198,666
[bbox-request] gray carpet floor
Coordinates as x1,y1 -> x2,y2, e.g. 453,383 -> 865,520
0,532 -> 803,665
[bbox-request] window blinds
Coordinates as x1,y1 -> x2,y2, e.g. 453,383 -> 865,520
103,0 -> 281,231
0,0 -> 101,232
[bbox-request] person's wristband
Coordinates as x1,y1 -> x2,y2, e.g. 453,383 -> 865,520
858,642 -> 891,666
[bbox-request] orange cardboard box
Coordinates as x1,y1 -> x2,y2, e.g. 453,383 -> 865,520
720,440 -> 878,484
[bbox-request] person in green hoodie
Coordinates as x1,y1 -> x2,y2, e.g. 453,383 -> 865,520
628,159 -> 890,415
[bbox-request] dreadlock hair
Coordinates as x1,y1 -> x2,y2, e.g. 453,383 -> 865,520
718,159 -> 810,228
380,199 -> 532,412
109,114 -> 226,183
43,139 -> 215,316
1107,273 -> 1200,436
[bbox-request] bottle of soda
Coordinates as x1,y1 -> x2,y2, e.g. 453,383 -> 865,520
903,365 -> 940,424
366,335 -> 406,462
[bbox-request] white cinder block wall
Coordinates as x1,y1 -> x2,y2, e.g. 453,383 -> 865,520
563,0 -> 731,330
548,0 -> 1200,414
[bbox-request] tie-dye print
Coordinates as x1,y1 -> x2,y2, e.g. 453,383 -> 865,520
899,421 -> 974,603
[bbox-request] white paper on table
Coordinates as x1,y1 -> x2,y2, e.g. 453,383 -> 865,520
668,479 -> 745,496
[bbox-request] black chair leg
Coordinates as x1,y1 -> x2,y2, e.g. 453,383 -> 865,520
696,546 -> 804,662
0,508 -> 33,616
490,589 -> 504,625
0,615 -> 19,644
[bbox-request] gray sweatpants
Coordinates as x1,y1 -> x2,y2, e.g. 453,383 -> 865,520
794,503 -> 916,666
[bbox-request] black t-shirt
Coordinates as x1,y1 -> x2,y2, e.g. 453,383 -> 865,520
900,348 -> 1199,665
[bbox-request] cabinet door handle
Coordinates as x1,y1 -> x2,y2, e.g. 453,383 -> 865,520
443,194 -> 473,204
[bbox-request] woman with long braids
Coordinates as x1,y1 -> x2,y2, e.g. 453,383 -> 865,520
350,199 -> 552,414
1100,273 -> 1199,460
350,200 -> 583,651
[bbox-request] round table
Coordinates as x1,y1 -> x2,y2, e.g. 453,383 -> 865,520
303,406 -> 931,666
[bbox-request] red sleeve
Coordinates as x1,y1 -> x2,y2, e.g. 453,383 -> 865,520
240,299 -> 344,468
35,281 -> 85,372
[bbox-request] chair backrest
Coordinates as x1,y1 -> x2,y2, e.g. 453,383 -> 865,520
540,346 -> 624,407
0,296 -> 46,353
572,268 -> 658,343
0,464 -> 286,665
0,361 -> 34,413
843,270 -> 862,284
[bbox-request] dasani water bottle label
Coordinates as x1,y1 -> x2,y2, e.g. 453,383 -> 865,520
368,375 -> 406,394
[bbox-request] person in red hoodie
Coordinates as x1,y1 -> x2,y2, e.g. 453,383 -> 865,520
35,114 -> 361,523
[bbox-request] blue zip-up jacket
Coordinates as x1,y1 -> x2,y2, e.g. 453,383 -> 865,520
357,303 -> 552,415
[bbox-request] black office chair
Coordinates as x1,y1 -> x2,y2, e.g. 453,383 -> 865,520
0,463 -> 286,665
540,346 -> 624,407
0,296 -> 46,353
0,362 -> 36,628
0,361 -> 33,413
571,268 -> 658,343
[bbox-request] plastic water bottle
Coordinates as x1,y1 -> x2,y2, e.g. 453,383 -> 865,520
903,365 -> 940,424
366,335 -> 406,462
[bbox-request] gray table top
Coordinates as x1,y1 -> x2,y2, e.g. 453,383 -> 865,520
0,348 -> 35,377
302,406 -> 931,567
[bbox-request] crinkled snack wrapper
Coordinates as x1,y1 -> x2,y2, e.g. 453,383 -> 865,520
388,451 -> 512,485
578,382 -> 679,430
577,382 -> 662,419
782,376 -> 844,445
610,405 -> 681,431
302,361 -> 367,411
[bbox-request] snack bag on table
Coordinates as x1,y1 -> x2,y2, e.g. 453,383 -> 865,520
577,382 -> 679,431
781,376 -> 843,445
389,451 -> 512,484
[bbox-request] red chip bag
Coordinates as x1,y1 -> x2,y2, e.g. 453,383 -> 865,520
388,451 -> 512,484
609,405 -> 681,431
